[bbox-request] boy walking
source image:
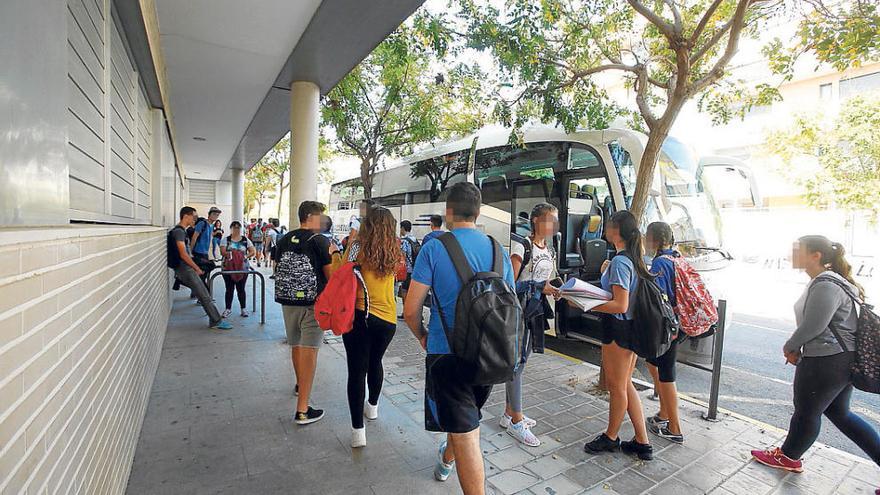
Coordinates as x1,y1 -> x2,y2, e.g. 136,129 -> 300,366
168,207 -> 232,330
275,201 -> 336,424
404,183 -> 515,495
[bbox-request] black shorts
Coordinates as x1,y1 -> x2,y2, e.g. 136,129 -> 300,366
601,316 -> 638,353
425,354 -> 492,433
646,337 -> 680,382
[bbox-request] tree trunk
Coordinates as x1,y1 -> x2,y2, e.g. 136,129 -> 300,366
628,99 -> 685,221
256,197 -> 263,219
276,175 -> 288,220
360,158 -> 373,200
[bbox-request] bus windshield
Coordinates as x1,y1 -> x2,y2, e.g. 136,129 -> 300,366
609,137 -> 723,256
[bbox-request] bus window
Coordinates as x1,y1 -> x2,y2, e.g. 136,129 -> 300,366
569,146 -> 602,170
475,142 -> 567,183
608,141 -> 636,207
408,151 -> 468,203
512,179 -> 558,237
479,175 -> 510,213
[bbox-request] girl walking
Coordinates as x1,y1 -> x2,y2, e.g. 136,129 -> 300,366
505,203 -> 561,447
751,235 -> 880,474
581,211 -> 654,461
341,206 -> 400,448
219,221 -> 256,317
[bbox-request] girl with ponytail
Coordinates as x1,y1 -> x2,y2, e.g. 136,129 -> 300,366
752,235 -> 880,474
581,211 -> 654,461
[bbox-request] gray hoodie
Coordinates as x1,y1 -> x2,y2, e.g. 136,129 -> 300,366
784,271 -> 858,357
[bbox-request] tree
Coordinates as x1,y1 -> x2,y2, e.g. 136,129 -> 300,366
255,135 -> 291,220
764,1 -> 880,79
765,92 -> 880,219
322,23 -> 485,199
451,0 -> 779,219
244,163 -> 275,220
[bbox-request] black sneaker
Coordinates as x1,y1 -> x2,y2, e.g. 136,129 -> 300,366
584,433 -> 620,454
646,414 -> 668,428
294,406 -> 324,425
648,422 -> 684,444
621,438 -> 654,460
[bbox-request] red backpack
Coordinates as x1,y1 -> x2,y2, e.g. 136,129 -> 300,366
661,255 -> 718,337
315,262 -> 367,335
222,240 -> 247,282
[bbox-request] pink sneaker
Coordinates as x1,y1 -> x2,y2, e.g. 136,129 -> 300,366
751,447 -> 803,473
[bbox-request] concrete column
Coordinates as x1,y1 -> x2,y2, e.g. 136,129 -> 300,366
288,81 -> 320,226
231,168 -> 244,224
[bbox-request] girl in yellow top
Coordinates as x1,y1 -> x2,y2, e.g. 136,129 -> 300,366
341,206 -> 400,448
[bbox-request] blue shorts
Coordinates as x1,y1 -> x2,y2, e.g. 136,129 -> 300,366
424,354 -> 492,434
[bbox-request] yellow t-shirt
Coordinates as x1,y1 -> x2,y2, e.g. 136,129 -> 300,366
356,266 -> 396,324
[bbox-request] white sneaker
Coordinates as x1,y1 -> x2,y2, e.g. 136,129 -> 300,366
507,420 -> 541,447
221,309 -> 232,318
240,309 -> 249,317
499,413 -> 536,429
351,427 -> 366,448
364,401 -> 378,420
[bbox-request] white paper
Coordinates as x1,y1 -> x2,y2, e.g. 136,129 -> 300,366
559,278 -> 612,300
560,294 -> 608,312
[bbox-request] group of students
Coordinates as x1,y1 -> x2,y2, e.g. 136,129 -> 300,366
168,182 -> 879,495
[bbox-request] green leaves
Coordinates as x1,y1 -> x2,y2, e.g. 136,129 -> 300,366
766,92 -> 880,219
321,22 -> 485,197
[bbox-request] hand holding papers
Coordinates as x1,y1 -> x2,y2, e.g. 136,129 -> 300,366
559,278 -> 612,312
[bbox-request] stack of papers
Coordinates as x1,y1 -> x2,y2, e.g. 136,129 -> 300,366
559,278 -> 612,312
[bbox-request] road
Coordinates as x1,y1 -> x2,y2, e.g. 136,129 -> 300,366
546,311 -> 880,460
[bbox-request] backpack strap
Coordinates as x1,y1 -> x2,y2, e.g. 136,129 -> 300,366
437,233 -> 475,284
489,236 -> 503,275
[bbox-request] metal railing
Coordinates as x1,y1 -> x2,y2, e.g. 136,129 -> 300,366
208,269 -> 266,324
669,299 -> 727,421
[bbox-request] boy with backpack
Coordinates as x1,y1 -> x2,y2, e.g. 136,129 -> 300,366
403,182 -> 518,495
168,207 -> 232,330
398,220 -> 420,307
274,201 -> 337,425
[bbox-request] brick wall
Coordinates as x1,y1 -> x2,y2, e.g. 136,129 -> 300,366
0,227 -> 170,493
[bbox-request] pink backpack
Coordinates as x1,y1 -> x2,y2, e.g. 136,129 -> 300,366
314,262 -> 367,335
661,255 -> 718,337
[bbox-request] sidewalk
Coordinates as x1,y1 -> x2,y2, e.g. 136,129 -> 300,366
126,286 -> 879,494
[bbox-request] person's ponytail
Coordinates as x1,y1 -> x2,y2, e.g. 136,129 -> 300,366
609,211 -> 653,280
829,242 -> 865,300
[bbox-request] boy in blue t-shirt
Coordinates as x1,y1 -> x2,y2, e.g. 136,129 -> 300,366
404,182 -> 514,493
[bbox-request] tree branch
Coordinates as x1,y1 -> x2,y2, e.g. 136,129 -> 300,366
627,0 -> 676,40
634,66 -> 659,129
662,0 -> 683,34
690,0 -> 724,45
689,16 -> 735,64
689,0 -> 759,96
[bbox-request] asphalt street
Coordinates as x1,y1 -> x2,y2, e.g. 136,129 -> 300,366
546,312 -> 880,460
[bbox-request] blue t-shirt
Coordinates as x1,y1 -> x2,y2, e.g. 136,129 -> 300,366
422,230 -> 445,245
650,249 -> 678,306
192,220 -> 213,255
600,253 -> 638,321
411,228 -> 515,355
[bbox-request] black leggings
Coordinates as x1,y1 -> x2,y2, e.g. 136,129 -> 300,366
342,310 -> 396,429
782,351 -> 880,464
222,274 -> 247,310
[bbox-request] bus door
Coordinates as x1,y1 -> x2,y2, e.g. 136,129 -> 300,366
510,177 -> 560,238
555,160 -> 617,342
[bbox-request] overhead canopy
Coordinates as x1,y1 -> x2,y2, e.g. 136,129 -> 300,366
150,0 -> 424,181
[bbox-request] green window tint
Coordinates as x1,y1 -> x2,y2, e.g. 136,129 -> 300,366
568,147 -> 601,170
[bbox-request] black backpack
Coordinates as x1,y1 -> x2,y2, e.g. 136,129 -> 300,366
274,231 -> 320,305
167,225 -> 186,269
186,217 -> 207,243
435,233 -> 524,385
404,237 -> 421,268
619,253 -> 679,359
815,275 -> 880,394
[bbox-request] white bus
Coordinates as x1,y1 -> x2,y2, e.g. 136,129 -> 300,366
329,125 -> 756,340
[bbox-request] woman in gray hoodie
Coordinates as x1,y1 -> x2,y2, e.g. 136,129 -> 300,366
751,236 -> 880,475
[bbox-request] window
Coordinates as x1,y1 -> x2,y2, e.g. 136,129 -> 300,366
476,142 -> 567,183
840,72 -> 880,99
408,150 -> 469,203
819,83 -> 833,100
608,141 -> 636,207
568,146 -> 601,170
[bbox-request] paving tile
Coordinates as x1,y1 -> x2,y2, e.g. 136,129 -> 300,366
488,469 -> 541,495
676,462 -> 727,492
834,477 -> 876,495
718,470 -> 775,495
487,446 -> 536,470
849,461 -> 880,485
523,454 -> 573,479
562,462 -> 615,490
648,476 -> 705,495
527,474 -> 583,495
656,443 -> 706,467
771,481 -> 821,495
630,457 -> 679,483
554,443 -> 590,467
605,468 -> 656,494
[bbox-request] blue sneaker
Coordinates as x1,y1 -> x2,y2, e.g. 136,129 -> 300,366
433,441 -> 455,482
213,320 -> 233,330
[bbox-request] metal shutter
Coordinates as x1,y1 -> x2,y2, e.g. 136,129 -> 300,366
188,179 -> 216,204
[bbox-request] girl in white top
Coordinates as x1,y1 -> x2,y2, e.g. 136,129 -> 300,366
503,203 -> 561,447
